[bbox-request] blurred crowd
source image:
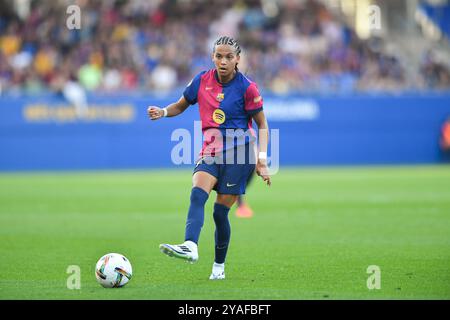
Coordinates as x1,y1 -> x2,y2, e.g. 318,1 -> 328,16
0,0 -> 449,96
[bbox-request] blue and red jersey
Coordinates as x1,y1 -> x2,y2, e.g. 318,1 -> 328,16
183,69 -> 263,157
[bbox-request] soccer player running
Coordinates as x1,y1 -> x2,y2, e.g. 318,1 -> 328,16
148,36 -> 270,280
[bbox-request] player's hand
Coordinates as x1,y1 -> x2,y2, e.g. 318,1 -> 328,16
148,106 -> 164,120
256,160 -> 271,186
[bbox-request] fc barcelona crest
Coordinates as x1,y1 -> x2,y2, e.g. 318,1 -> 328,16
216,93 -> 224,102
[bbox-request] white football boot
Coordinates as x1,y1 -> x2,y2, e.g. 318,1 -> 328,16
209,262 -> 225,280
159,240 -> 198,263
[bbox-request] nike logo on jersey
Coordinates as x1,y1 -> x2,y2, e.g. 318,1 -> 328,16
226,183 -> 237,187
205,86 -> 213,91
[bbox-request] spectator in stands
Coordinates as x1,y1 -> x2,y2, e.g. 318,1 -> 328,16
421,50 -> 450,90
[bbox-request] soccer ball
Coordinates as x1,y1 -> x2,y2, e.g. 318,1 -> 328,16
95,253 -> 133,288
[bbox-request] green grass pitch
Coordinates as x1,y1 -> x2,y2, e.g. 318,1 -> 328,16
0,165 -> 449,299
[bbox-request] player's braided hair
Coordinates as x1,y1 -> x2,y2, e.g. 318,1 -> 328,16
213,36 -> 241,71
214,36 -> 241,55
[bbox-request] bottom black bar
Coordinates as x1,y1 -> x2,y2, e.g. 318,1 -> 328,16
1,300 -> 447,318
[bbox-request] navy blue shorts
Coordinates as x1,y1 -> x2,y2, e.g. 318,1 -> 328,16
193,154 -> 256,195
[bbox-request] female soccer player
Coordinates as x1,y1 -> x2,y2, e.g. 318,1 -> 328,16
148,36 -> 270,280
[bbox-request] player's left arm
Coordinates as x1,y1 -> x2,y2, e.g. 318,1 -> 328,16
252,110 -> 271,186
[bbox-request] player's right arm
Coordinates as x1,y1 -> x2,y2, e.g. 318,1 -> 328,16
148,71 -> 205,121
147,96 -> 190,120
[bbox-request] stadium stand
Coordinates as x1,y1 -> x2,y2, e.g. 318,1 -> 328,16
0,0 -> 449,96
